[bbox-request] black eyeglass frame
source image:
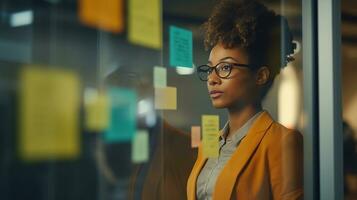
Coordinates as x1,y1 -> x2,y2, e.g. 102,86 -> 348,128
196,62 -> 255,81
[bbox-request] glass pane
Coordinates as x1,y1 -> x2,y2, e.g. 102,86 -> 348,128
0,0 -> 307,199
342,1 -> 357,199
0,0 -> 163,199
163,0 -> 304,199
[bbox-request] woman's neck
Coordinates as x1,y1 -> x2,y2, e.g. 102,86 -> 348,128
226,104 -> 262,138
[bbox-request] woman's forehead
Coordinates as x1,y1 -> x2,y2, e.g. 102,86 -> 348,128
208,44 -> 249,64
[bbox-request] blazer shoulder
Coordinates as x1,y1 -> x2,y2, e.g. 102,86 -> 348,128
268,121 -> 301,135
262,122 -> 303,199
262,121 -> 303,146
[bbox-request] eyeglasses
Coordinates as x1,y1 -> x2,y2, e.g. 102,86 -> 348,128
196,62 -> 253,81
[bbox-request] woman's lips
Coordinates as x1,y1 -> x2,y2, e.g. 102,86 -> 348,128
209,90 -> 223,98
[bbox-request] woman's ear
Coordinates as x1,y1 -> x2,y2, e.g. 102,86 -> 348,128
255,66 -> 270,85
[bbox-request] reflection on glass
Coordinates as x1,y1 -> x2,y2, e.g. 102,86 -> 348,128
0,0 -> 307,199
342,1 -> 357,199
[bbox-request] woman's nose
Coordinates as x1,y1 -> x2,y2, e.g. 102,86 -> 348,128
207,70 -> 221,85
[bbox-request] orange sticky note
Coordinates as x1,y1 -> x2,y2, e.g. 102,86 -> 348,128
191,126 -> 201,148
154,87 -> 177,110
79,0 -> 124,33
19,67 -> 81,161
202,115 -> 219,158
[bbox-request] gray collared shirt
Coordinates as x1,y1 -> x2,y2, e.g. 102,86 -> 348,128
196,111 -> 263,200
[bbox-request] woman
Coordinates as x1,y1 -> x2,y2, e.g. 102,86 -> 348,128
187,1 -> 303,199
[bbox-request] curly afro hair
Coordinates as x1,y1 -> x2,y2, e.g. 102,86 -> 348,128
203,0 -> 295,79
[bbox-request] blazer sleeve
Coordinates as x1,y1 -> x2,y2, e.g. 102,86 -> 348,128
268,130 -> 303,200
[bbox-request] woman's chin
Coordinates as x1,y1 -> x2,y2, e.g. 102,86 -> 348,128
211,100 -> 227,109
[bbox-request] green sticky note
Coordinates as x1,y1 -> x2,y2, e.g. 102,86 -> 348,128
104,87 -> 137,142
169,26 -> 193,68
132,130 -> 149,163
153,66 -> 167,88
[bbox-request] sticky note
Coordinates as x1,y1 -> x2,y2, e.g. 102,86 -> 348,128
104,88 -> 137,142
79,0 -> 124,33
84,88 -> 110,132
19,67 -> 80,161
128,0 -> 162,49
154,87 -> 177,110
169,26 -> 193,68
202,115 -> 219,158
153,66 -> 167,88
132,130 -> 149,163
191,126 -> 201,148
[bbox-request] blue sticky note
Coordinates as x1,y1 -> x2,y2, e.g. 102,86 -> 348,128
104,87 -> 137,142
169,26 -> 193,68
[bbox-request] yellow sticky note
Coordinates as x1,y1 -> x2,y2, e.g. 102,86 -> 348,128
153,66 -> 167,88
154,87 -> 177,110
128,0 -> 162,49
84,89 -> 110,132
79,0 -> 124,33
202,115 -> 219,158
19,67 -> 81,161
191,126 -> 201,148
132,130 -> 149,163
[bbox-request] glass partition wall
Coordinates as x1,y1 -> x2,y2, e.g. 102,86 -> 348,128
341,1 -> 357,200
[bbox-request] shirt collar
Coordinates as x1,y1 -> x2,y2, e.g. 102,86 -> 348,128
220,111 -> 263,146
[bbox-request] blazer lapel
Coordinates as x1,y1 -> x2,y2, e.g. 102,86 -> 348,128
212,111 -> 274,200
187,144 -> 207,200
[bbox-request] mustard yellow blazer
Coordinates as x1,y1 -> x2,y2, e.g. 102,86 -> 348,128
187,111 -> 303,200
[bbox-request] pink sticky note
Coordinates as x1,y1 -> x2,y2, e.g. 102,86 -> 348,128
191,126 -> 201,148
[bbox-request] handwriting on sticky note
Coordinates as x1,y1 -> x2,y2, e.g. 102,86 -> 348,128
128,0 -> 161,49
202,115 -> 219,158
169,26 -> 193,68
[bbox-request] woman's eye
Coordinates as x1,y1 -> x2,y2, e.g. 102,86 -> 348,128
221,64 -> 231,71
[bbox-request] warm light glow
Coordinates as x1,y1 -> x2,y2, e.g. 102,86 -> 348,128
344,93 -> 357,137
293,40 -> 301,54
138,98 -> 156,127
138,99 -> 151,115
277,64 -> 301,129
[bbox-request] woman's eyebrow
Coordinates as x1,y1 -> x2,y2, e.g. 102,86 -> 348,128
219,56 -> 240,63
